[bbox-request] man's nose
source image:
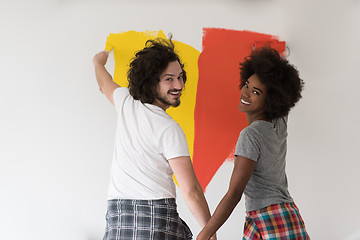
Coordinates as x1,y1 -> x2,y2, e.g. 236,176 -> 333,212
173,79 -> 184,90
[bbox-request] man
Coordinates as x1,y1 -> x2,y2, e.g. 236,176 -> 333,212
93,38 -> 214,240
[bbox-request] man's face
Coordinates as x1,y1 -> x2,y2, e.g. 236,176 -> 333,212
154,61 -> 184,110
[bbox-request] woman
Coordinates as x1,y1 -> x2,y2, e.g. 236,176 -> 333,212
197,47 -> 309,239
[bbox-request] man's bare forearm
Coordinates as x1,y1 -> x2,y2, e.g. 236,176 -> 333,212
94,63 -> 114,93
93,51 -> 120,104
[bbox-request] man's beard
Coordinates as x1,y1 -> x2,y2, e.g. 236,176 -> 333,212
155,91 -> 181,108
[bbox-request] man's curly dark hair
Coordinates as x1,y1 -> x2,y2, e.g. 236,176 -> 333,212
127,37 -> 187,104
239,47 -> 304,120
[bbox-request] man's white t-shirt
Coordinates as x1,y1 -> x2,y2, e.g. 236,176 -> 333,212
107,87 -> 190,200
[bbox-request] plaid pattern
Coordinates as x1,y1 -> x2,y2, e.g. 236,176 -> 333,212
243,202 -> 309,240
103,198 -> 193,240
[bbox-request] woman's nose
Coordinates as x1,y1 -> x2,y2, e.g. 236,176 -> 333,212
241,88 -> 249,97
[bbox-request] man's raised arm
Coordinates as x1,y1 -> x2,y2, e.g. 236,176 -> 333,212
93,50 -> 120,105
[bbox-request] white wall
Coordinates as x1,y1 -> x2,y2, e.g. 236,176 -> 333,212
1,0 -> 359,239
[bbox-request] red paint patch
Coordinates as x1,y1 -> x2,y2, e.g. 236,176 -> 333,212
193,28 -> 286,191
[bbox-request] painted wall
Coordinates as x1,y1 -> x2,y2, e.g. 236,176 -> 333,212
1,0 -> 359,239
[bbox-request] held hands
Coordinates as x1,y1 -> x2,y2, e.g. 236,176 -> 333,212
93,50 -> 109,67
197,232 -> 217,240
210,234 -> 217,240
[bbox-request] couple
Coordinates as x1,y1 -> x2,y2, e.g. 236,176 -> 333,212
93,37 -> 309,240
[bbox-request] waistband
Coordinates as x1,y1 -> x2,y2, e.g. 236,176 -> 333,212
247,201 -> 297,215
107,198 -> 176,206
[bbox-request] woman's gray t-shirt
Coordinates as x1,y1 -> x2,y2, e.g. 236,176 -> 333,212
235,118 -> 293,212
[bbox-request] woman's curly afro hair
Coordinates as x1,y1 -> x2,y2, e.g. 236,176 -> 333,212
127,37 -> 186,104
239,47 -> 304,120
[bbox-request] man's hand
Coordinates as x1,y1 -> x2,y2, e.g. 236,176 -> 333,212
93,50 -> 109,67
93,50 -> 109,66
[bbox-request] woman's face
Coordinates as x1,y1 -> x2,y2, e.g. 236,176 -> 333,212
238,74 -> 267,118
